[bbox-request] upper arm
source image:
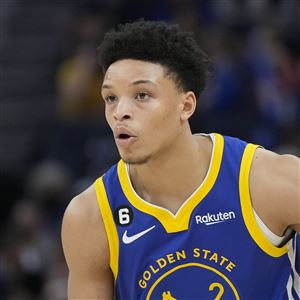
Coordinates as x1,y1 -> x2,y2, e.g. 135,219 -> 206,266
61,186 -> 114,299
250,148 -> 300,235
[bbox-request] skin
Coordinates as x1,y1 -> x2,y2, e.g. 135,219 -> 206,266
61,59 -> 300,299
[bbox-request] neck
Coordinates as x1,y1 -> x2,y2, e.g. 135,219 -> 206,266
128,131 -> 212,212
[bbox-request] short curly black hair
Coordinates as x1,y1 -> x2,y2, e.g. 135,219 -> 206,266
97,19 -> 210,99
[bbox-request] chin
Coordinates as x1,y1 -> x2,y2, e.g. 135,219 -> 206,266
121,153 -> 151,165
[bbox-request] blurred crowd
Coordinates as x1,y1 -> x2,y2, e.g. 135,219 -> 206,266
0,0 -> 299,299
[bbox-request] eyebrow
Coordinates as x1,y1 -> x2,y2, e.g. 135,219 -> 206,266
102,80 -> 157,90
102,83 -> 112,89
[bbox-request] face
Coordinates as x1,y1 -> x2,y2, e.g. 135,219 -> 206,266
101,59 -> 195,165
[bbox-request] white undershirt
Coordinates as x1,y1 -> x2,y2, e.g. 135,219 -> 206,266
254,210 -> 290,246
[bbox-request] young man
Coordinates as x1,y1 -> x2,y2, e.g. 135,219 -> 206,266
61,20 -> 300,299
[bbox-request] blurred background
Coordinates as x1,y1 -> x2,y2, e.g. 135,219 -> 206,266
0,0 -> 299,299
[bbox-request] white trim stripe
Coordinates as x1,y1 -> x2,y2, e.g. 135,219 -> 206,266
293,238 -> 300,298
287,274 -> 294,300
287,237 -> 300,298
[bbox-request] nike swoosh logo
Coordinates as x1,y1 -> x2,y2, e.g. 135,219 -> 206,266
122,225 -> 156,244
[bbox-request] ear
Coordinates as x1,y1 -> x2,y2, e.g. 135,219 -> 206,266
180,91 -> 197,121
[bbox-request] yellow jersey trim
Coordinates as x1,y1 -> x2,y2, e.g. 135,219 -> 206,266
239,143 -> 288,257
117,133 -> 224,233
94,177 -> 119,280
146,262 -> 240,300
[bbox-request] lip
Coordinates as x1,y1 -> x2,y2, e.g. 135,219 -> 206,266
114,126 -> 136,138
115,136 -> 137,148
114,125 -> 137,148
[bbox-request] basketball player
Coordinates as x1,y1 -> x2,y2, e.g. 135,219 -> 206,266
61,20 -> 300,299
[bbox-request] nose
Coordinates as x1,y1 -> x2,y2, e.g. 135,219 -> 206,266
113,98 -> 132,121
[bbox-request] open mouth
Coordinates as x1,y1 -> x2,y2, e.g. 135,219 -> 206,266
115,132 -> 137,147
118,133 -> 131,139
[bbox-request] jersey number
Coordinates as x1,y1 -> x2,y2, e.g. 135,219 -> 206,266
209,282 -> 224,300
161,282 -> 225,299
118,208 -> 131,225
114,206 -> 133,226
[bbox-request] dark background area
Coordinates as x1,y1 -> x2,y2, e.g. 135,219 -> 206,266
0,0 -> 299,299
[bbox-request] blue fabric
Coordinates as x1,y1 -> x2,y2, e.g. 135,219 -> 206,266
102,135 -> 299,300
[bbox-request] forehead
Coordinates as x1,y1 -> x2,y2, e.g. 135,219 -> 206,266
103,59 -> 168,87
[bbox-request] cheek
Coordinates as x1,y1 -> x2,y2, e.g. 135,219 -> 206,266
149,109 -> 180,140
105,106 -> 114,128
160,106 -> 180,127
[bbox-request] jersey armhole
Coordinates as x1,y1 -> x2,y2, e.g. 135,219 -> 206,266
94,177 -> 119,280
239,143 -> 288,257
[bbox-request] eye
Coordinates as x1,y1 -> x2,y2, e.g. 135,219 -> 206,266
104,95 -> 118,103
135,92 -> 150,101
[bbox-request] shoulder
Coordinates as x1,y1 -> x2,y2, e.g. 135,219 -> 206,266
62,184 -> 102,235
61,183 -> 110,271
250,147 -> 299,196
249,147 -> 300,234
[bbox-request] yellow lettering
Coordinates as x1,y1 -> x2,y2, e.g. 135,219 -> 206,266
226,262 -> 236,272
139,279 -> 147,288
166,253 -> 175,264
209,252 -> 218,263
176,250 -> 186,260
202,249 -> 211,259
143,270 -> 151,281
149,264 -> 159,274
157,258 -> 167,268
193,248 -> 200,258
220,256 -> 228,266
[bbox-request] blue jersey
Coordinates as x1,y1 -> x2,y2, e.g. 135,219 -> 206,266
94,133 -> 300,299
